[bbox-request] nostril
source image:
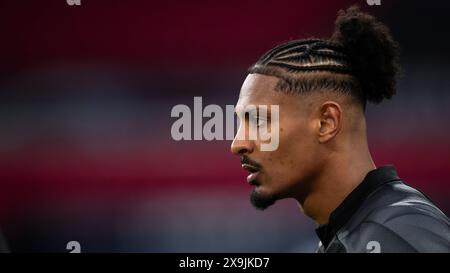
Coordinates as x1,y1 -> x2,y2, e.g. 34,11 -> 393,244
238,148 -> 248,155
231,139 -> 253,155
231,144 -> 248,155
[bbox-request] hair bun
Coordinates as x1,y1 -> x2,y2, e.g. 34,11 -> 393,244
331,6 -> 400,104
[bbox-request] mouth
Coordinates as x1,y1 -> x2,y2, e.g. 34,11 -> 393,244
241,163 -> 260,185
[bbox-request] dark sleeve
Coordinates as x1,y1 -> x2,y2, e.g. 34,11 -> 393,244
357,213 -> 450,253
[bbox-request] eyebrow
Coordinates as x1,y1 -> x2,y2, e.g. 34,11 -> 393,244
235,106 -> 272,118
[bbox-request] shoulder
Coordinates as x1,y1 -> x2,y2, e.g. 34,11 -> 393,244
357,210 -> 450,253
341,181 -> 450,252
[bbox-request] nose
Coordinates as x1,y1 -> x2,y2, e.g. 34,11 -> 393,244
230,125 -> 254,155
230,138 -> 254,155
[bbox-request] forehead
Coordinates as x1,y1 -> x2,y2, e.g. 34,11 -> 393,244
236,74 -> 292,112
236,73 -> 317,118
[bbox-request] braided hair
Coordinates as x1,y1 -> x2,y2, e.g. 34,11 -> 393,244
248,6 -> 400,108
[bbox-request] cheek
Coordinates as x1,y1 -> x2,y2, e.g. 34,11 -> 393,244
267,123 -> 316,179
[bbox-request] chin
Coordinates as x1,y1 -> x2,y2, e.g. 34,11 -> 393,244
249,187 -> 278,210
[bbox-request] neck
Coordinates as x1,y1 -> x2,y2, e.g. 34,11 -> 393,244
296,140 -> 376,226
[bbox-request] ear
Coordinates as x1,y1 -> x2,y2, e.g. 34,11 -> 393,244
317,101 -> 342,143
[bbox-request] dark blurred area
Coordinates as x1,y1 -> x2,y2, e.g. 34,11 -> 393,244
0,0 -> 449,252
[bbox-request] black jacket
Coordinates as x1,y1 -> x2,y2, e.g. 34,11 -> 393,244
316,166 -> 450,253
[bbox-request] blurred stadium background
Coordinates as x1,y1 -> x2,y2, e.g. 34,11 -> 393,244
0,0 -> 449,252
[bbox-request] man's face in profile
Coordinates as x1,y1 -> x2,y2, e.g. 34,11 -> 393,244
231,74 -> 323,209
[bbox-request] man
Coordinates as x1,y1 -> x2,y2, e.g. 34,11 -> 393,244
230,6 -> 450,253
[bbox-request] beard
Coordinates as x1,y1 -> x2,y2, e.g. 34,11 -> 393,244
249,188 -> 277,210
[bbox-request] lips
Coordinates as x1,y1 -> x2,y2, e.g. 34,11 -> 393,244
241,163 -> 260,185
242,163 -> 259,173
246,171 -> 260,185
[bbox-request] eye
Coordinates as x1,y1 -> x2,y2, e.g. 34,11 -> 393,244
249,113 -> 267,127
256,116 -> 267,127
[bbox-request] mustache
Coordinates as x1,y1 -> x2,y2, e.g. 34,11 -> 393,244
240,155 -> 262,169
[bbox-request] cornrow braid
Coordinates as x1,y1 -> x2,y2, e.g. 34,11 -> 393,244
249,39 -> 365,105
248,5 -> 401,107
258,39 -> 323,65
256,39 -> 352,75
